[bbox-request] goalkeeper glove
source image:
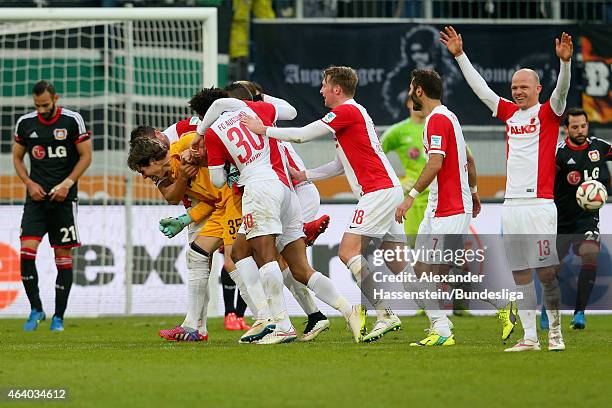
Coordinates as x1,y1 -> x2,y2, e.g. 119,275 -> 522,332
226,164 -> 240,189
159,213 -> 192,238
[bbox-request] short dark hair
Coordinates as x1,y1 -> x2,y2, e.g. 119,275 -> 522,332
323,66 -> 358,96
32,80 -> 56,96
563,107 -> 588,127
189,87 -> 228,117
225,82 -> 253,101
234,80 -> 260,97
410,69 -> 443,100
127,126 -> 167,172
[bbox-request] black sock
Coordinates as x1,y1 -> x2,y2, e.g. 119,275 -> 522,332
21,249 -> 42,312
308,311 -> 326,322
220,268 -> 236,316
236,293 -> 247,317
575,261 -> 597,313
54,257 -> 74,319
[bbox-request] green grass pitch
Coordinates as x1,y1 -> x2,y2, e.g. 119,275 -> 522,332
1,315 -> 611,407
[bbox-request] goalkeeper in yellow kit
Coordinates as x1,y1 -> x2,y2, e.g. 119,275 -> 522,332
127,125 -> 247,341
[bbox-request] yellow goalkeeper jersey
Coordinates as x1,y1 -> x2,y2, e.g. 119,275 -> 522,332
169,132 -> 222,222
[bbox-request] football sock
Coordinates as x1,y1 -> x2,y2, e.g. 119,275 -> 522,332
575,261 -> 597,313
260,261 -> 291,331
54,256 -> 73,319
198,278 -> 210,334
542,279 -> 561,332
220,268 -> 236,316
408,278 -> 451,337
516,281 -> 537,341
307,271 -> 352,318
182,242 -> 210,331
346,255 -> 388,319
229,268 -> 254,317
20,247 -> 42,312
282,267 -> 319,315
235,256 -> 270,320
236,293 -> 248,318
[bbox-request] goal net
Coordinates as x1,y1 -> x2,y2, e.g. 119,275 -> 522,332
0,8 -> 219,317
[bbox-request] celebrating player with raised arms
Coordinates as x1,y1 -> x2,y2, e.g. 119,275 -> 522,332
441,26 -> 573,352
550,108 -> 611,330
240,66 -> 414,343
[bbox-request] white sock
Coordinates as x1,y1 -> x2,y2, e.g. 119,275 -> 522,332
486,297 -> 510,310
408,277 -> 451,337
307,271 -> 352,318
282,267 -> 319,316
198,281 -> 210,333
346,255 -> 389,318
182,246 -> 210,331
235,257 -> 270,321
229,268 -> 256,317
260,261 -> 292,331
516,281 -> 538,342
542,280 -> 561,333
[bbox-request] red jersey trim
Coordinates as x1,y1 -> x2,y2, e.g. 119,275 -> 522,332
38,107 -> 62,125
564,138 -> 589,151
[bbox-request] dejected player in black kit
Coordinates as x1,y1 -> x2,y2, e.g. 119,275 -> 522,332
12,81 -> 92,332
544,107 -> 611,331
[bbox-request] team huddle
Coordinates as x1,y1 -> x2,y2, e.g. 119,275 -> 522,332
15,27 -> 611,351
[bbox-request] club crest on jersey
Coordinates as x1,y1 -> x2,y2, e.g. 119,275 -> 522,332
430,135 -> 442,149
31,145 -> 45,160
567,170 -> 581,185
54,128 -> 67,140
322,112 -> 336,123
189,116 -> 200,126
588,150 -> 600,162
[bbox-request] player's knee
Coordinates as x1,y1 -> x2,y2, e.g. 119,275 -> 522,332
20,245 -> 38,264
537,266 -> 557,284
187,242 -> 210,271
579,242 -> 600,263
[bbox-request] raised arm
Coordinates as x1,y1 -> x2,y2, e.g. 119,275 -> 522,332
440,26 -> 500,114
550,32 -> 573,116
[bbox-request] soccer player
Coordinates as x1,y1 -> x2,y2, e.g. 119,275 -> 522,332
382,95 -> 427,244
195,89 -> 363,344
163,114 -> 251,332
551,108 -> 611,330
226,80 -> 332,339
441,26 -> 572,351
394,69 -> 477,346
240,66 -> 410,343
13,80 -> 92,331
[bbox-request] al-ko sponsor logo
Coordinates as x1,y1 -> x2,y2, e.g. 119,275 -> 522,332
0,242 -> 21,310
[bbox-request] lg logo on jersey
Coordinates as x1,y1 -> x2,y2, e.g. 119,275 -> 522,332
31,145 -> 67,160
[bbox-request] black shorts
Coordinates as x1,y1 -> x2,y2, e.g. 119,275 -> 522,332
557,218 -> 600,259
20,200 -> 80,248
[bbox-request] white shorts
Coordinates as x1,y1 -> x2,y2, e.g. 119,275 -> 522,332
295,182 -> 320,223
347,186 -> 405,243
238,180 -> 304,252
415,212 -> 471,265
502,199 -> 559,270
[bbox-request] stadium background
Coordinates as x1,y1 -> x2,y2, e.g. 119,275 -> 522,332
0,0 -> 611,317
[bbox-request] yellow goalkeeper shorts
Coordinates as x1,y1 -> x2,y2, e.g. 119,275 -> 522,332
198,186 -> 243,246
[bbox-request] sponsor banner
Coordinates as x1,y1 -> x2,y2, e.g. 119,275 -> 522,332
252,23 -> 581,126
1,204 -> 611,317
580,25 -> 612,124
